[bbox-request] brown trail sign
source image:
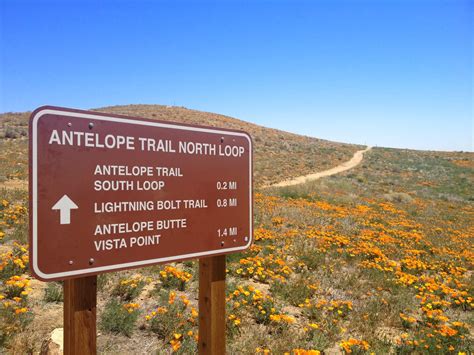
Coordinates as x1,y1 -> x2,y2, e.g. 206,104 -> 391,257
29,106 -> 253,354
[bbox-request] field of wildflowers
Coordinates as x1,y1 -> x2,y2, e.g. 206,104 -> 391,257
0,109 -> 472,353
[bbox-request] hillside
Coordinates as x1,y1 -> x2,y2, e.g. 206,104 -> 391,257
0,104 -> 362,187
0,106 -> 472,354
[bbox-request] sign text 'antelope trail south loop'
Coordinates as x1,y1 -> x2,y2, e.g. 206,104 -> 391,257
29,106 -> 253,281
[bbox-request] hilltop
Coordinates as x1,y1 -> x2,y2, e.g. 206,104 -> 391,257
0,104 -> 362,187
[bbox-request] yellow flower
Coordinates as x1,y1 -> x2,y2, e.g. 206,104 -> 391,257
14,307 -> 27,314
170,339 -> 181,352
169,292 -> 176,304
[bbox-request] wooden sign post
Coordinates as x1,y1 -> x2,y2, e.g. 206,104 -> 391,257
29,106 -> 252,354
64,276 -> 97,355
199,255 -> 226,354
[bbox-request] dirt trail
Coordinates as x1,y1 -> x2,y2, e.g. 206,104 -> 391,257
270,146 -> 372,188
0,148 -> 372,191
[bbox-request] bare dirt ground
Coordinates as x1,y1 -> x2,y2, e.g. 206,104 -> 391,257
0,178 -> 28,190
268,146 -> 372,187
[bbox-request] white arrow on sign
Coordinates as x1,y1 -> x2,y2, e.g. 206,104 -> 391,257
52,195 -> 78,225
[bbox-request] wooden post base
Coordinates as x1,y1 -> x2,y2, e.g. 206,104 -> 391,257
64,276 -> 97,355
199,255 -> 226,355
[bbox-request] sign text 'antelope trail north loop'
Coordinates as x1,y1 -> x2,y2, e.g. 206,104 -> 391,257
29,106 -> 253,281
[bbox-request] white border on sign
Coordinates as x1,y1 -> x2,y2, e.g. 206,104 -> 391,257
32,108 -> 253,280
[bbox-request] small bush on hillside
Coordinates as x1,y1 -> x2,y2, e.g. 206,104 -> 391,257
4,126 -> 27,139
383,192 -> 413,203
112,275 -> 145,301
44,282 -> 63,303
270,276 -> 317,307
0,298 -> 33,348
145,290 -> 198,352
149,292 -> 188,338
158,266 -> 192,291
99,299 -> 139,337
0,243 -> 29,279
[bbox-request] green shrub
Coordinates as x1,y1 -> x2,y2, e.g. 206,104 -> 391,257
293,240 -> 326,271
44,282 -> 63,303
0,244 -> 29,280
270,277 -> 317,307
158,266 -> 192,291
0,302 -> 33,348
112,275 -> 145,301
99,299 -> 139,337
149,296 -> 187,338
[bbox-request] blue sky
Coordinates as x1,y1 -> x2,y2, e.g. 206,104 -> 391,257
1,0 -> 472,151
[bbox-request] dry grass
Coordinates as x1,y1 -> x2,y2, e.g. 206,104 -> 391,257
0,104 -> 361,187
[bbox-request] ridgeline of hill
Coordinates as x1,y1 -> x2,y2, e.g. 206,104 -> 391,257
0,104 -> 362,187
